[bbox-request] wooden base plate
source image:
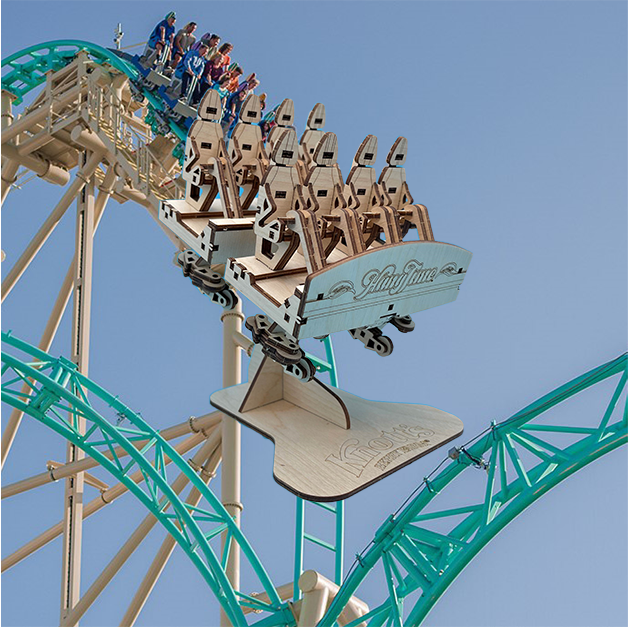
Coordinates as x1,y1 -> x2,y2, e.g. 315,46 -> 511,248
211,369 -> 463,501
160,198 -> 255,263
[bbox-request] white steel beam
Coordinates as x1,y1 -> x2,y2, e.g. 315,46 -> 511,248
1,432 -> 206,573
60,155 -> 97,624
220,302 -> 244,627
59,432 -> 221,627
1,142 -> 70,186
1,85 -> 84,144
2,412 -> 220,497
0,167 -> 115,468
1,150 -> 104,303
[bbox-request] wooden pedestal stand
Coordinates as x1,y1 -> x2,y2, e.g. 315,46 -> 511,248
211,348 -> 463,501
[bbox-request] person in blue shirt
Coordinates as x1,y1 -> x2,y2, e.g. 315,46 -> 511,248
221,88 -> 248,135
174,43 -> 209,102
147,12 -> 177,60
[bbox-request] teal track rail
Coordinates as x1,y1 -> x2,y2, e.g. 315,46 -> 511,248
0,331 -> 291,627
1,40 -> 187,142
320,352 -> 627,627
3,335 -> 625,626
296,338 -> 345,599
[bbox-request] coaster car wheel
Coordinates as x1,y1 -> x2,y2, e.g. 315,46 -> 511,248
349,326 -> 394,357
390,314 -> 415,334
177,250 -> 225,291
284,356 -> 316,382
210,288 -> 238,311
245,315 -> 303,365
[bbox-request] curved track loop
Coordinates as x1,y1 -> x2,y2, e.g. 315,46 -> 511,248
1,40 -> 187,142
321,353 -> 627,627
0,331 -> 289,626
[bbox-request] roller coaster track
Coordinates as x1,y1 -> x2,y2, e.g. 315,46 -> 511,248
2,329 -> 625,625
0,331 -> 288,627
320,352 -> 627,627
2,39 -> 627,627
1,40 -> 187,139
1,40 -> 189,240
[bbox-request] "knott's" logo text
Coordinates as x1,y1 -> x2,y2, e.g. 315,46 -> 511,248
354,260 -> 438,301
325,424 -> 435,477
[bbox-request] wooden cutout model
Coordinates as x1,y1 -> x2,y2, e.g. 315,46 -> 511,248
159,99 -> 472,499
377,136 -> 434,242
159,90 -> 256,264
211,347 -> 464,501
297,103 -> 327,183
227,238 -> 472,340
254,128 -> 304,271
300,132 -> 351,260
181,90 -> 225,212
227,94 -> 269,211
339,134 -> 380,254
266,98 -> 295,151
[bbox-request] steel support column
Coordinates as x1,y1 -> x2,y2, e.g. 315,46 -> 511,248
221,300 -> 244,626
60,154 -> 95,624
1,166 -> 114,468
1,149 -> 102,302
59,433 -> 221,627
1,89 -> 18,205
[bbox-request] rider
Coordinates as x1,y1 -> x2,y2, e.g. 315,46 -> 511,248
174,42 -> 209,102
171,22 -> 197,69
225,64 -> 243,93
221,88 -> 248,135
217,43 -> 233,70
192,33 -> 220,56
196,53 -> 224,101
147,12 -> 177,62
211,73 -> 232,105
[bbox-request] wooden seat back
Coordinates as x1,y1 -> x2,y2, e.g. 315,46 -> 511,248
302,132 -> 344,217
344,135 -> 378,215
378,137 -> 434,241
182,90 -> 225,183
228,94 -> 266,169
298,103 -> 326,176
254,129 -> 304,270
377,136 -> 411,210
256,129 -> 301,228
267,98 -> 295,151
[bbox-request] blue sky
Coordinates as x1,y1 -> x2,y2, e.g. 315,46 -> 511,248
1,2 -> 627,626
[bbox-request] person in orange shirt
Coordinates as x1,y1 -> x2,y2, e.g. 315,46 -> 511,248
226,65 -> 243,93
217,43 -> 233,69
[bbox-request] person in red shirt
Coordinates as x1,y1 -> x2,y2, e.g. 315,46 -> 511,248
197,53 -> 224,101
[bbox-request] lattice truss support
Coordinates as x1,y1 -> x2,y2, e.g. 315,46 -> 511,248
3,328 -> 625,627
0,332 -> 293,627
318,353 -> 627,627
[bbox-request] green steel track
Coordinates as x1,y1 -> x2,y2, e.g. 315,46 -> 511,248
0,331 -> 291,627
320,352 -> 627,627
2,330 -> 625,626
